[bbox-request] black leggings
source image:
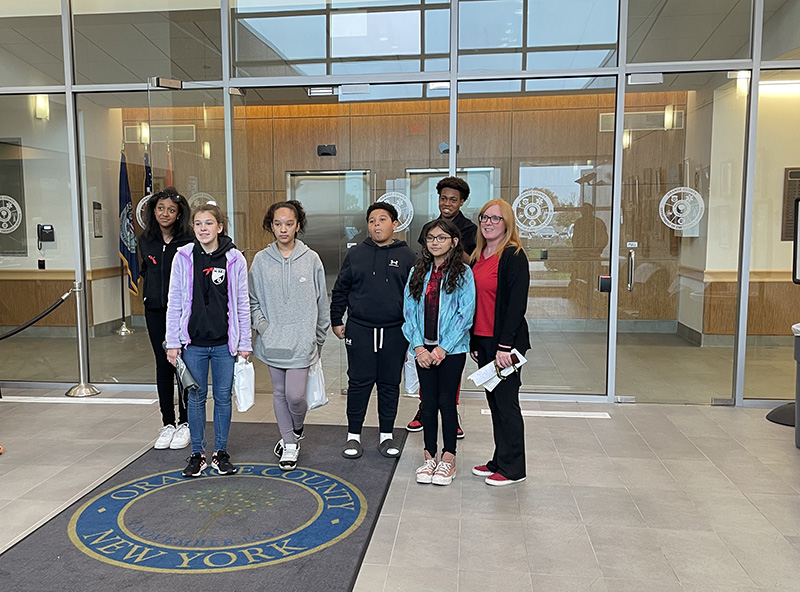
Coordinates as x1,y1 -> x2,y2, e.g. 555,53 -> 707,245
417,350 -> 466,456
145,308 -> 188,426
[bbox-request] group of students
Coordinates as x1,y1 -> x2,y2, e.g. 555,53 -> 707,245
139,176 -> 529,487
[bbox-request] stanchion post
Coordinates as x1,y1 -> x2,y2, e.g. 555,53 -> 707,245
66,281 -> 101,397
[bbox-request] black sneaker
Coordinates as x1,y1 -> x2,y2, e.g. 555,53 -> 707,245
274,428 -> 305,458
183,453 -> 207,478
406,405 -> 423,432
211,450 -> 238,475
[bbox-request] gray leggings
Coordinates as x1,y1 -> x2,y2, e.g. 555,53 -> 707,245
268,366 -> 310,443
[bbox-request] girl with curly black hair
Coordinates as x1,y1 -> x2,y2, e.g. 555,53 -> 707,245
138,187 -> 193,450
402,218 -> 475,486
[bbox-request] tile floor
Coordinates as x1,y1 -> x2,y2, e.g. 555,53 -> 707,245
1,385 -> 800,591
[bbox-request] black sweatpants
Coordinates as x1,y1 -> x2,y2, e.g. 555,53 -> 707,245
345,321 -> 407,434
417,350 -> 466,457
145,308 -> 188,426
475,336 -> 526,480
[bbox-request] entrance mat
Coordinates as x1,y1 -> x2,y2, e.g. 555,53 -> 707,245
0,423 -> 406,592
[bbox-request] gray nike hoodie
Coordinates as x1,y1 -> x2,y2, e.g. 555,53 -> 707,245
248,239 -> 330,369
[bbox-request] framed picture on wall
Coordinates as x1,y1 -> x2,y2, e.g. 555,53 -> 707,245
0,138 -> 27,256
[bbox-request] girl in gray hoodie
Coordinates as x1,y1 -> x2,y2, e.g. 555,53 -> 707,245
249,200 -> 330,470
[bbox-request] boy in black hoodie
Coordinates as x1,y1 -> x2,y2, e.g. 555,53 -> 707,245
331,202 -> 416,459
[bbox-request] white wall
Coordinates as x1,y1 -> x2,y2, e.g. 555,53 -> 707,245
0,94 -> 74,271
77,98 -> 129,325
751,85 -> 800,271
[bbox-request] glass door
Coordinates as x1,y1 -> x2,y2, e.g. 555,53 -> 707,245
456,77 -> 616,396
615,71 -> 748,403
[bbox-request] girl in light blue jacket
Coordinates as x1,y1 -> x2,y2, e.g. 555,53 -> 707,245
402,219 -> 475,487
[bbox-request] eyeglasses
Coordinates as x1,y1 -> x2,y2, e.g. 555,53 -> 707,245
425,234 -> 452,244
479,214 -> 504,224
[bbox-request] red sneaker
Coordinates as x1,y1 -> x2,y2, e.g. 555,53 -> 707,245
406,406 -> 423,432
472,464 -> 493,477
485,473 -> 526,487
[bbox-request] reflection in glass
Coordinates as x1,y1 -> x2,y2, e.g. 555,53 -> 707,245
232,1 -> 448,77
615,72 -> 748,403
627,0 -> 751,63
72,1 -> 222,84
0,94 -> 76,381
0,2 -> 64,86
459,0 -> 523,50
455,77 -> 616,394
744,69 -> 800,400
77,90 -> 226,384
762,1 -> 800,61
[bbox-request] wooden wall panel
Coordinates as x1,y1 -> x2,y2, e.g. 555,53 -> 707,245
0,280 -> 77,326
428,113 -> 450,169
458,97 -> 512,113
271,117 -> 351,190
704,281 -> 800,335
349,115 -> 431,170
245,119 -> 274,192
616,260 -> 678,320
457,111 -> 512,189
513,94 -> 602,111
511,109 -> 601,160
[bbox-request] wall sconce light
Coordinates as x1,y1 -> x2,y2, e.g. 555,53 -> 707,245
203,141 -> 211,160
622,129 -> 631,150
438,142 -> 460,154
35,95 -> 50,120
140,122 -> 150,145
663,104 -> 675,130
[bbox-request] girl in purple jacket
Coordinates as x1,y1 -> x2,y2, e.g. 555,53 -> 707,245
166,203 -> 252,478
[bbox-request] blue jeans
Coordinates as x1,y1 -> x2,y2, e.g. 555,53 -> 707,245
182,344 -> 235,455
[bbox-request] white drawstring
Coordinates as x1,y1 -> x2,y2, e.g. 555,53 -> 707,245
372,328 -> 385,353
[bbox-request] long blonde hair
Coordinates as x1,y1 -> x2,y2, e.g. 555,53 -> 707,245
470,198 -> 523,262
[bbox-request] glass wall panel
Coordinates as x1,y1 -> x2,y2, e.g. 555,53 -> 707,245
77,89 -> 226,383
458,0 -> 618,72
762,0 -> 800,61
0,2 -> 64,86
627,0 -> 752,63
743,69 -> 800,401
72,1 -> 222,85
233,82 -> 449,395
457,77 -> 616,395
616,72 -> 747,403
232,1 -> 450,77
0,94 -> 77,381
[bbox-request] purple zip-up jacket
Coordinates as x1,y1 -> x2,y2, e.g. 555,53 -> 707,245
165,242 -> 252,355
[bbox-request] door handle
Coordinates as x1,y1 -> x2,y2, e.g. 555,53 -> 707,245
627,249 -> 635,291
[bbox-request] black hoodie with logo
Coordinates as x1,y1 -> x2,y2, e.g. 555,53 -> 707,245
188,235 -> 235,347
138,233 -> 192,311
330,237 -> 417,328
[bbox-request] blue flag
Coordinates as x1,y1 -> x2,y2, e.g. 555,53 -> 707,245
118,150 -> 139,295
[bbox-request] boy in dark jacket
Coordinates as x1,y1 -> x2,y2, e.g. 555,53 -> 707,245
331,202 -> 416,459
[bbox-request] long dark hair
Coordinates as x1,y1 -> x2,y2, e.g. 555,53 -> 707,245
262,200 -> 307,236
142,187 -> 192,242
408,219 -> 466,301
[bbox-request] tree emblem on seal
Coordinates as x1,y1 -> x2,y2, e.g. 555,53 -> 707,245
120,202 -> 137,251
0,195 -> 22,234
512,189 -> 554,233
377,191 -> 414,232
659,187 -> 704,230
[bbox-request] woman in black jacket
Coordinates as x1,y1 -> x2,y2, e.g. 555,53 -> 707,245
469,198 -> 530,486
138,187 -> 193,450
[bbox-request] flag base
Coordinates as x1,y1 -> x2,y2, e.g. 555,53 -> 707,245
115,321 -> 135,336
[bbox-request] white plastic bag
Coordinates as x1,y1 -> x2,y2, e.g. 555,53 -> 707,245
305,358 -> 328,410
404,351 -> 419,396
233,356 -> 255,412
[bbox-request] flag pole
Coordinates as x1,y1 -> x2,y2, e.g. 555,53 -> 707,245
115,142 -> 138,337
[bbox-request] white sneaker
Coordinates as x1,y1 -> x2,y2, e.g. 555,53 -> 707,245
155,425 -> 176,449
279,443 -> 299,471
170,423 -> 190,450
